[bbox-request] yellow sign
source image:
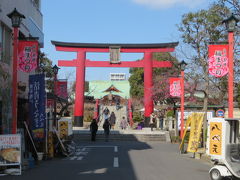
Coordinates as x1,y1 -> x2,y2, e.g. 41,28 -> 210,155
187,113 -> 204,152
59,121 -> 68,139
179,114 -> 192,150
47,132 -> 54,158
209,122 -> 222,155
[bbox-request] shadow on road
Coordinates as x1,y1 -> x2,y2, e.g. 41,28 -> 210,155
0,134 -> 152,180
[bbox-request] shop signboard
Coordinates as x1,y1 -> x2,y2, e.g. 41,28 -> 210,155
209,122 -> 222,156
0,134 -> 21,166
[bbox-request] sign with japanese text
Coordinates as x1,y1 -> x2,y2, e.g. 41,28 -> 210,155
187,113 -> 204,152
208,44 -> 229,78
18,40 -> 38,73
56,80 -> 68,100
29,74 -> 46,141
0,134 -> 21,165
169,77 -> 181,97
209,122 -> 222,156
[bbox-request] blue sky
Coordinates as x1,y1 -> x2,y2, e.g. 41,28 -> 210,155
42,0 -> 212,81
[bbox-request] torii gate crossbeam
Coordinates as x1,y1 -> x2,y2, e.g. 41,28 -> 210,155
52,41 -> 178,127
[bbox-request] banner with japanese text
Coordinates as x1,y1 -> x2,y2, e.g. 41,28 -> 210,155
56,80 -> 68,100
187,113 -> 204,152
18,40 -> 38,73
169,77 -> 181,97
208,44 -> 229,78
179,115 -> 192,151
29,74 -> 46,141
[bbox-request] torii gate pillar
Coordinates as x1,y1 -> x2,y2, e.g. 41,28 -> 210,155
144,52 -> 153,126
74,52 -> 86,127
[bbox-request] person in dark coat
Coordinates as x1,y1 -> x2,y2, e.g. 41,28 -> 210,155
159,114 -> 164,130
150,113 -> 156,131
103,119 -> 111,142
116,97 -> 121,110
90,119 -> 98,141
109,112 -> 116,129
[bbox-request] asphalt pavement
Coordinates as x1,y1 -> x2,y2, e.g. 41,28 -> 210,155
1,141 -> 211,180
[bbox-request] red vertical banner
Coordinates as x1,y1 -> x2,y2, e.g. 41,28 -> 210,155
169,77 -> 181,97
18,40 -> 38,73
208,44 -> 229,78
56,80 -> 68,99
47,99 -> 54,108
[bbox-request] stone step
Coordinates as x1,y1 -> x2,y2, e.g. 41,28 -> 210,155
73,133 -> 166,142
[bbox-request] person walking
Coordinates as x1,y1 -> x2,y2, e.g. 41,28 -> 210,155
116,97 -> 120,110
120,116 -> 127,130
103,119 -> 111,142
156,114 -> 160,130
150,113 -> 156,131
159,113 -> 164,130
109,112 -> 116,129
103,107 -> 110,121
90,119 -> 98,141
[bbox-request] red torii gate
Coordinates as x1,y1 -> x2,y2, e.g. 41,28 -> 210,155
52,41 -> 178,127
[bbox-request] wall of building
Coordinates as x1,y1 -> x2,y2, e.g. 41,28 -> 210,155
224,108 -> 240,118
0,0 -> 43,134
0,0 -> 44,46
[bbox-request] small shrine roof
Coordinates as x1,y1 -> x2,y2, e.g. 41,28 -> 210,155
103,85 -> 122,93
86,81 -> 130,99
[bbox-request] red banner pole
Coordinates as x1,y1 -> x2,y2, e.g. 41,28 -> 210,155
128,99 -> 133,127
53,74 -> 57,127
228,32 -> 234,118
12,27 -> 19,134
180,71 -> 184,138
94,99 -> 99,120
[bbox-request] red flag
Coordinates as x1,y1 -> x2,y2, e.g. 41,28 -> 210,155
18,40 -> 38,73
56,80 -> 68,99
208,44 -> 229,78
169,77 -> 181,97
47,99 -> 54,108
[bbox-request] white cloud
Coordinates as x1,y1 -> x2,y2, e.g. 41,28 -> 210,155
132,0 -> 205,9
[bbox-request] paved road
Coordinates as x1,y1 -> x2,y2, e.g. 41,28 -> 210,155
1,141 -> 211,180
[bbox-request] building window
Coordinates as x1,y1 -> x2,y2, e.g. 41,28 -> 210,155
0,23 -> 11,63
33,0 -> 41,9
0,101 -> 2,134
0,24 -> 2,61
